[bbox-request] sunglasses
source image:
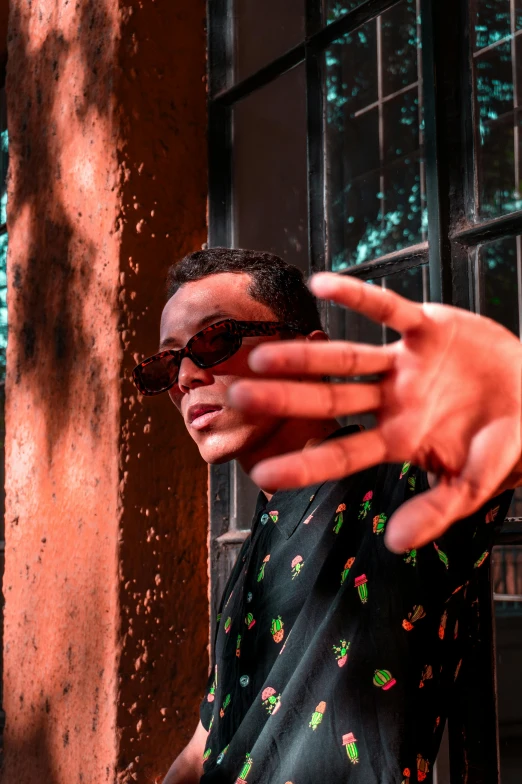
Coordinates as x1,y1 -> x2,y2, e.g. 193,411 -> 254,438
132,318 -> 305,396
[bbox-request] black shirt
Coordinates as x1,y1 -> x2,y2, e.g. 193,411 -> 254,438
199,429 -> 512,784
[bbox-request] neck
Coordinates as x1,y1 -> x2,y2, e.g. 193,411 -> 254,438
237,418 -> 341,499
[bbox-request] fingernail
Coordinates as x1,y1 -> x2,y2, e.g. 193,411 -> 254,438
248,347 -> 270,373
250,465 -> 264,485
309,272 -> 332,292
384,533 -> 408,554
227,383 -> 256,410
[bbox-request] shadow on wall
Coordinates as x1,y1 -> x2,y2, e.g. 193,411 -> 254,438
2,721 -> 58,782
7,0 -> 118,462
2,0 -> 121,781
4,0 -> 209,780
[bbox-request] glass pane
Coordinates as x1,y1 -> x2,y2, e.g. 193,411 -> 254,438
381,0 -> 419,96
383,264 -> 426,342
493,545 -> 522,782
479,235 -> 520,335
384,264 -> 426,302
473,0 -> 511,50
233,0 -> 305,83
383,89 -> 420,161
509,486 -> 522,518
471,1 -> 522,218
232,65 -> 309,272
323,0 -> 367,25
477,41 -> 513,120
472,0 -> 522,50
325,0 -> 426,271
330,287 -> 384,345
478,117 -> 517,217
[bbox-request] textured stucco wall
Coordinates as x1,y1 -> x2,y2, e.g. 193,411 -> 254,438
115,2 -> 209,781
2,1 -> 208,782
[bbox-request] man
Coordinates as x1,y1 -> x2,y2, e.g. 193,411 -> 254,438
132,248 -> 521,784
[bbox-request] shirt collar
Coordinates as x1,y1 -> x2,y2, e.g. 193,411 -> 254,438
252,425 -> 362,540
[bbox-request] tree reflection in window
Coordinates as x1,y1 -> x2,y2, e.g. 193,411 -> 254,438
325,0 -> 427,271
472,0 -> 522,218
323,0 -> 367,25
479,235 -> 520,335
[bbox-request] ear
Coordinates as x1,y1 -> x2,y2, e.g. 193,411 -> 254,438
305,329 -> 330,343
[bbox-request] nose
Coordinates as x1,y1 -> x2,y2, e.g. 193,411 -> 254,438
177,355 -> 214,393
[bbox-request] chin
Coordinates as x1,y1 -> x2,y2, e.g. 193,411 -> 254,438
193,421 -> 280,466
196,435 -> 251,466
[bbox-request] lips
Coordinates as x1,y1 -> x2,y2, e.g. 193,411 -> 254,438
187,403 -> 223,426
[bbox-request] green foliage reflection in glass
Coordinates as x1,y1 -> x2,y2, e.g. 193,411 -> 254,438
473,0 -> 522,217
481,235 -> 520,336
324,0 -> 365,25
0,128 -> 7,383
325,0 -> 427,271
473,0 -> 522,50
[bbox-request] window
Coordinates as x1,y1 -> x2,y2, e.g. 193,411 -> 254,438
207,1 -> 522,780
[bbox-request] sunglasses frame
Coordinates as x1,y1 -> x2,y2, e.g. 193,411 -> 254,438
132,318 -> 305,396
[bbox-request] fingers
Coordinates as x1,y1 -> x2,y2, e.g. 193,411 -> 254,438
228,379 -> 382,419
249,341 -> 396,377
383,479 -> 483,553
310,273 -> 424,334
250,430 -> 388,489
384,422 -> 513,552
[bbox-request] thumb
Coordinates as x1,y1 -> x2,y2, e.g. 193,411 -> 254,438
384,478 -> 484,553
386,418 -> 519,552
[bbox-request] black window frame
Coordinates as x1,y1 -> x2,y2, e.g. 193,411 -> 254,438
206,1 -> 522,780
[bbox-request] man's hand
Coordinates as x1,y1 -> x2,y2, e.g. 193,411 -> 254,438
228,272 -> 522,553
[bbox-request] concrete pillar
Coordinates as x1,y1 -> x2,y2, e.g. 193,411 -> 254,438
2,1 -> 208,782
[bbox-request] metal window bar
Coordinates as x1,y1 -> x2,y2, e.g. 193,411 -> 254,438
211,0 -> 403,106
305,0 -> 327,280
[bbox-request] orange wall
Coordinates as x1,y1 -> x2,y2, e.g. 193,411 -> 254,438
2,1 -> 208,781
116,1 -> 209,778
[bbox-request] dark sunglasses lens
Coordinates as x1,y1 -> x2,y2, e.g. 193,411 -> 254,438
138,354 -> 179,394
191,325 -> 238,366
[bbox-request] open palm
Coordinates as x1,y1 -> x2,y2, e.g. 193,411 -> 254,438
228,273 -> 522,552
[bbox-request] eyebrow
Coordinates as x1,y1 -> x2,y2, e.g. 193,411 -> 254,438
159,312 -> 232,351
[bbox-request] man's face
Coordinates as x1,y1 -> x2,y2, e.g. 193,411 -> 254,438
160,272 -> 288,465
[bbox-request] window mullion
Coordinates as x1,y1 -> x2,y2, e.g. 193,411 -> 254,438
305,50 -> 326,277
420,0 -> 453,305
305,0 -> 327,330
305,0 -> 322,38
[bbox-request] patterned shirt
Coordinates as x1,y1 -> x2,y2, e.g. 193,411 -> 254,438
199,427 -> 512,784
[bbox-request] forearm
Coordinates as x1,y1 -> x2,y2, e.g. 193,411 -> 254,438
162,752 -> 201,784
162,720 -> 207,784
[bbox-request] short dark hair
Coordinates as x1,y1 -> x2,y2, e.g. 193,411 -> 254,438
166,247 -> 323,334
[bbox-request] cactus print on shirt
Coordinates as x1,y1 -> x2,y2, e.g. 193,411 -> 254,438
199,427 -> 513,784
